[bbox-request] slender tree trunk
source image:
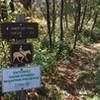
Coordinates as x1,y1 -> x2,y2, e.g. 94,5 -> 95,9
90,11 -> 98,38
91,12 -> 98,32
65,13 -> 68,30
60,0 -> 64,41
52,0 -> 56,33
20,0 -> 32,9
79,0 -> 87,33
64,1 -> 68,30
52,0 -> 56,48
72,0 -> 81,50
90,0 -> 99,39
46,0 -> 52,49
86,9 -> 92,24
57,0 -> 64,55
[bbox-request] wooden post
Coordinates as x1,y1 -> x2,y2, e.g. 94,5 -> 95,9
16,13 -> 26,100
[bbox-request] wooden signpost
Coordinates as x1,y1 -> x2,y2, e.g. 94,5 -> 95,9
0,13 -> 40,100
15,13 -> 27,100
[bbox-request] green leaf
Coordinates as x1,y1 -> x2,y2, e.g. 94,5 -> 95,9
93,96 -> 100,100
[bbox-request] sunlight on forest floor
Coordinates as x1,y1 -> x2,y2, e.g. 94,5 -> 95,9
47,43 -> 100,100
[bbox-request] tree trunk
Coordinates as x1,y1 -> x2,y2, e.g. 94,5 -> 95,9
72,0 -> 81,50
20,0 -> 32,9
90,0 -> 99,39
60,0 -> 64,41
57,0 -> 64,55
90,11 -> 98,38
91,12 -> 98,31
52,0 -> 56,48
86,9 -> 92,24
65,14 -> 68,30
79,0 -> 87,33
46,0 -> 52,49
64,1 -> 68,30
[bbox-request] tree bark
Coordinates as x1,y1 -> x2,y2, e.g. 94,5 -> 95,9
90,0 -> 99,39
60,0 -> 64,41
20,0 -> 32,9
57,0 -> 64,54
90,11 -> 98,38
52,0 -> 56,48
46,0 -> 52,49
72,0 -> 81,50
64,1 -> 69,30
79,0 -> 87,33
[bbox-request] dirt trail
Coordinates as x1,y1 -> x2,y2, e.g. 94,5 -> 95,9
78,43 -> 100,54
54,43 -> 100,100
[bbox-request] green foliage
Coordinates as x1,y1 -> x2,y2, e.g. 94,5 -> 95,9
85,95 -> 100,100
36,85 -> 61,100
32,40 -> 56,67
64,1 -> 74,16
48,86 -> 61,100
79,26 -> 100,44
91,28 -> 100,42
41,35 -> 50,49
91,14 -> 100,42
0,40 -> 11,68
83,30 -> 91,38
36,85 -> 49,97
93,95 -> 100,100
96,5 -> 100,10
56,41 -> 72,59
1,0 -> 8,20
78,29 -> 91,45
93,52 -> 100,68
3,93 -> 16,100
95,85 -> 100,94
94,53 -> 100,94
76,71 -> 94,89
95,67 -> 100,94
79,35 -> 91,46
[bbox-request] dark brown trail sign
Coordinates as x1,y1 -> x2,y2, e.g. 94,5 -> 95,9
1,22 -> 38,39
